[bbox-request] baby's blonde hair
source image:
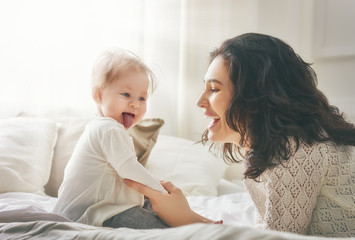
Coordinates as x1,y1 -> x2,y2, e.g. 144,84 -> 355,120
91,48 -> 156,99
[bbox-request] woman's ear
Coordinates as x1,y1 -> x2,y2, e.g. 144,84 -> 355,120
92,87 -> 102,104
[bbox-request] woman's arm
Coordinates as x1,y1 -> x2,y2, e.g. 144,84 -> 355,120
123,179 -> 219,227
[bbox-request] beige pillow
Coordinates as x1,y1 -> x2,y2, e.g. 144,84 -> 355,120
17,113 -> 164,197
128,118 -> 164,166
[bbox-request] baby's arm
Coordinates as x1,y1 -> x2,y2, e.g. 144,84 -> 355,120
118,158 -> 168,194
101,127 -> 167,194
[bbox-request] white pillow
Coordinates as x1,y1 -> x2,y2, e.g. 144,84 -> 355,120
17,114 -> 89,197
0,117 -> 58,195
224,162 -> 246,182
41,115 -> 89,197
146,135 -> 228,196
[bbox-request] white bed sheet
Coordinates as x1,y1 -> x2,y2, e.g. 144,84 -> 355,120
0,192 -> 69,223
188,178 -> 255,227
0,185 -> 352,240
0,179 -> 254,227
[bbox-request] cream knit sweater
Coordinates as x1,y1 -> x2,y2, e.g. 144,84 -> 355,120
244,141 -> 354,238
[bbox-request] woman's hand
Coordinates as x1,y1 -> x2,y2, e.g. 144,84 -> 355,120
123,179 -> 209,227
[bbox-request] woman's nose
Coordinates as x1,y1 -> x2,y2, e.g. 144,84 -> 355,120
196,92 -> 207,108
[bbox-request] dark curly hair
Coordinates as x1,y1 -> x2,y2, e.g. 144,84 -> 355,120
202,33 -> 355,180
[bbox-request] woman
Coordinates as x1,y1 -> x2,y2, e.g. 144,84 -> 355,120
124,33 -> 355,237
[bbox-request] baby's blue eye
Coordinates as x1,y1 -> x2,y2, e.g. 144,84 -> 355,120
121,93 -> 130,97
139,97 -> 146,101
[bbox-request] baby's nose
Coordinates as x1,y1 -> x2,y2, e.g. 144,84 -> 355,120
129,99 -> 139,108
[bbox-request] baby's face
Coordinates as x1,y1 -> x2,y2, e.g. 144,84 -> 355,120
99,70 -> 149,129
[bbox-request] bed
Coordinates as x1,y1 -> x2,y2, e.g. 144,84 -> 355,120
0,115 -> 352,240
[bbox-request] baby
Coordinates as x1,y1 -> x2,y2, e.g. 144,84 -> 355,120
54,48 -> 168,229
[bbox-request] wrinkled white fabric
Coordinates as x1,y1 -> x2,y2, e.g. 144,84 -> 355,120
54,115 -> 166,226
244,141 -> 355,238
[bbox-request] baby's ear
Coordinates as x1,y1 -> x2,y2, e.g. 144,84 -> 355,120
92,87 -> 102,104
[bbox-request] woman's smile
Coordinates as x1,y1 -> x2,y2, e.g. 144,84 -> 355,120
205,113 -> 221,129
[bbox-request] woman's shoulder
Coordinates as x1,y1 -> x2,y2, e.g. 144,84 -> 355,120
265,140 -> 352,177
290,139 -> 352,158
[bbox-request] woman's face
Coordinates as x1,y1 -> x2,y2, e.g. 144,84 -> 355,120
197,55 -> 241,145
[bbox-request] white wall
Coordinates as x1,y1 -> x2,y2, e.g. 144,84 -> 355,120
312,0 -> 355,123
176,0 -> 355,141
143,0 -> 260,140
0,0 -> 145,118
1,0 -> 354,141
254,0 -> 355,124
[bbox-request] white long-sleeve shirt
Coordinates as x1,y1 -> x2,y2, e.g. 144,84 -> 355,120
54,115 -> 166,226
244,141 -> 355,238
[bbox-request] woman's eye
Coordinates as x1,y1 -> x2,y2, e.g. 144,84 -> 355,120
210,88 -> 219,93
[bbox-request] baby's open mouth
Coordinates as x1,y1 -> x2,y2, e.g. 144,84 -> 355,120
122,112 -> 135,129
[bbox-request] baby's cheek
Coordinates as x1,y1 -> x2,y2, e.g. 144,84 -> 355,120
135,113 -> 145,124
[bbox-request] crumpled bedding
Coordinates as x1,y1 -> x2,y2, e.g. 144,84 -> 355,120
0,192 -> 69,223
0,189 -> 254,226
0,184 -> 353,240
0,221 -> 336,240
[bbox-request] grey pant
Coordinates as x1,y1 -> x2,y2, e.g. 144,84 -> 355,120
103,199 -> 170,229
